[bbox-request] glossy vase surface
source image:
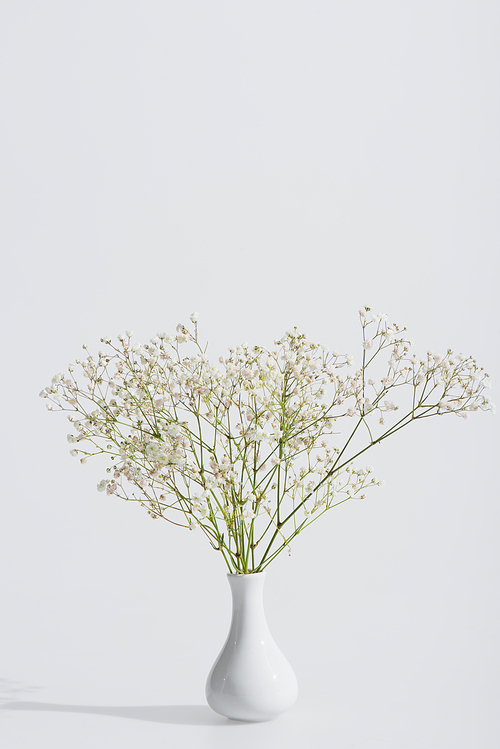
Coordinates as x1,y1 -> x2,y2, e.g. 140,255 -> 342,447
205,572 -> 298,722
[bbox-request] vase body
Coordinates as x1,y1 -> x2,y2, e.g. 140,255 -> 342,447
205,572 -> 298,722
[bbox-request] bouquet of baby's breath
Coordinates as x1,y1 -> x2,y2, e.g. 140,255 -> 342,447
41,309 -> 494,573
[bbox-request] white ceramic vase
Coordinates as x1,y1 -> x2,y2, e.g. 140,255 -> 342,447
205,571 -> 298,722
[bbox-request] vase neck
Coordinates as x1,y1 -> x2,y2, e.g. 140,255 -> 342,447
227,572 -> 267,622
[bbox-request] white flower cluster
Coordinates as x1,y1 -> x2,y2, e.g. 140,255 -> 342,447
40,309 -> 493,573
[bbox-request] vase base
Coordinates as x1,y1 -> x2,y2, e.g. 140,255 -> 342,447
206,689 -> 297,723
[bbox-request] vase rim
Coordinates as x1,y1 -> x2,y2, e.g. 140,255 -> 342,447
227,571 -> 266,577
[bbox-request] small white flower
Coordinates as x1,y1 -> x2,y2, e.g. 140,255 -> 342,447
97,480 -> 107,492
190,312 -> 199,323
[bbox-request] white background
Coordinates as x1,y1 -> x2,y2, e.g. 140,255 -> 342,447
1,1 -> 499,747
